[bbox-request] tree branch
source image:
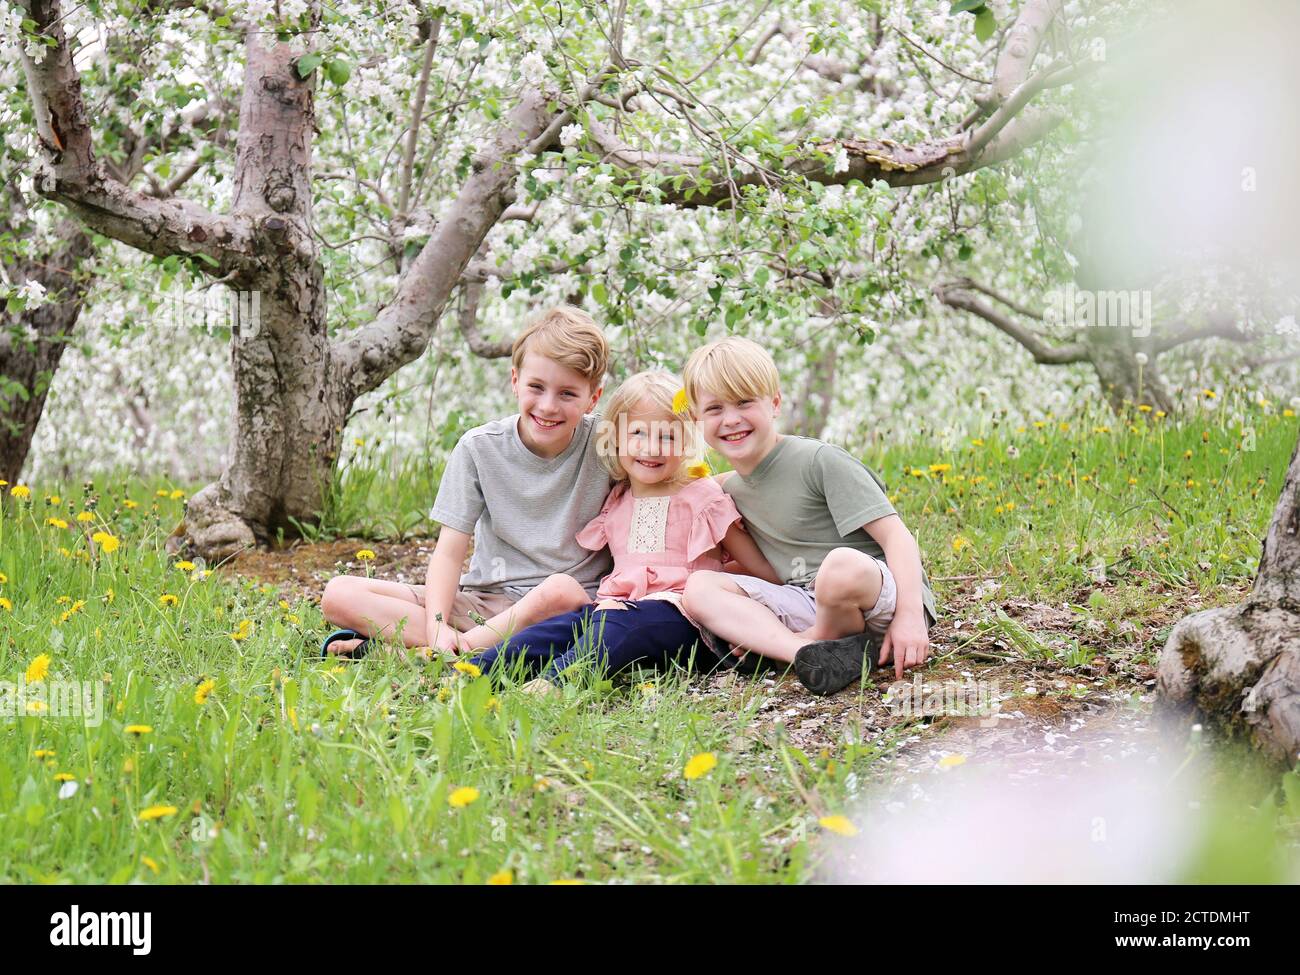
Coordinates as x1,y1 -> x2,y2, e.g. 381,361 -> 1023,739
934,280 -> 1088,365
16,0 -> 255,273
332,85 -> 584,400
1150,314 -> 1250,355
456,279 -> 511,358
993,0 -> 1062,101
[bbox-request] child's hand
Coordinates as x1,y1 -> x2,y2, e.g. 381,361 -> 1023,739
879,611 -> 930,681
433,629 -> 466,655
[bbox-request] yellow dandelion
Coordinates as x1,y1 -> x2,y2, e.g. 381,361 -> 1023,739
487,869 -> 514,885
549,879 -> 584,885
91,531 -> 120,553
970,438 -> 985,447
355,549 -> 376,561
26,653 -> 51,683
1285,409 -> 1296,418
686,462 -> 711,479
928,463 -> 951,474
454,661 -> 482,678
683,751 -> 717,780
1202,389 -> 1216,399
27,700 -> 47,713
123,498 -> 139,509
448,786 -> 480,808
484,696 -> 500,714
818,815 -> 859,837
124,724 -> 153,736
159,593 -> 178,607
138,805 -> 178,822
141,856 -> 160,875
34,749 -> 55,758
951,536 -> 970,553
1138,404 -> 1152,413
672,388 -> 690,415
10,485 -> 31,499
155,489 -> 169,498
45,517 -> 69,529
0,597 -> 12,612
169,489 -> 185,500
175,561 -> 196,572
54,772 -> 75,782
229,619 -> 254,641
194,678 -> 216,705
0,570 -> 7,584
1155,410 -> 1167,418
938,753 -> 967,769
76,511 -> 94,523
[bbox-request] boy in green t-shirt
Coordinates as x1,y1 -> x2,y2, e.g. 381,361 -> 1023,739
680,337 -> 936,695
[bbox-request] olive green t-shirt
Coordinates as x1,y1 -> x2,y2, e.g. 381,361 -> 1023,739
722,435 -> 938,621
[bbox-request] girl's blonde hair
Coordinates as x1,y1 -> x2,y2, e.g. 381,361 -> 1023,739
596,370 -> 704,483
682,336 -> 781,411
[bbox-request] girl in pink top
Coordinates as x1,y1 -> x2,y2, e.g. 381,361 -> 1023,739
471,371 -> 778,688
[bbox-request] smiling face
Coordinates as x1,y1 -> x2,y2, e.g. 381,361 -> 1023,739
617,401 -> 688,492
510,353 -> 601,459
693,387 -> 781,475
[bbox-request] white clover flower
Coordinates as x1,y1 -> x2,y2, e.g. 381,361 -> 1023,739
831,145 -> 850,174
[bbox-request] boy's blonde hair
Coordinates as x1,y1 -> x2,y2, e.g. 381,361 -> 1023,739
511,305 -> 609,391
596,370 -> 704,483
682,336 -> 781,411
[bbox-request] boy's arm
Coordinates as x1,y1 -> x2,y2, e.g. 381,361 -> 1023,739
864,513 -> 930,680
425,527 -> 470,651
719,523 -> 782,584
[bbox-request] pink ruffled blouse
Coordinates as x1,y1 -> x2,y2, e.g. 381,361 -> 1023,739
575,475 -> 741,604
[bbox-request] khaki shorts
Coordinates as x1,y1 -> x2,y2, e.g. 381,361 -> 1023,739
406,585 -> 520,631
730,556 -> 904,637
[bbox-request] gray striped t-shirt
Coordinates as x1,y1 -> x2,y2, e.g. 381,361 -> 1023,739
430,413 -> 614,598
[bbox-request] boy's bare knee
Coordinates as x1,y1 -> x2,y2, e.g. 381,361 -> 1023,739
816,550 -> 881,606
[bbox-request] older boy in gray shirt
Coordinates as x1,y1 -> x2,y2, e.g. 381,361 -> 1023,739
320,307 -> 612,657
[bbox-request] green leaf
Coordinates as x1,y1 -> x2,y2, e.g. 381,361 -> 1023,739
950,0 -> 986,13
974,7 -> 996,42
325,59 -> 352,86
295,54 -> 323,79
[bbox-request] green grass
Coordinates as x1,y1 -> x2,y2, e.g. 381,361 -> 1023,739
0,393 -> 1296,883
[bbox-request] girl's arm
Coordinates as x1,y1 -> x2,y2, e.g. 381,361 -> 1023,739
719,523 -> 782,584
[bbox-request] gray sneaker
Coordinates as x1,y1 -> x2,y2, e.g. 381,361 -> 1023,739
794,632 -> 879,696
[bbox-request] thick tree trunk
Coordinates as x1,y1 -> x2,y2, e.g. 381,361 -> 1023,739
1083,328 -> 1174,415
0,220 -> 94,483
179,36 -> 346,560
1158,432 -> 1300,766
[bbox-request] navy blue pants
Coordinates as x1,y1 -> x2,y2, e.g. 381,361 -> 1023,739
470,599 -> 702,683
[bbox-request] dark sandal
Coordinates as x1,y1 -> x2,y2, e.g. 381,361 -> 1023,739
320,628 -> 372,659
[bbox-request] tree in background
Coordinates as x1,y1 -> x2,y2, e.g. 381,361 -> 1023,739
9,0 -> 1077,558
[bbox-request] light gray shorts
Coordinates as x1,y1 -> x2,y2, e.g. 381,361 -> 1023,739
730,556 -> 900,636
